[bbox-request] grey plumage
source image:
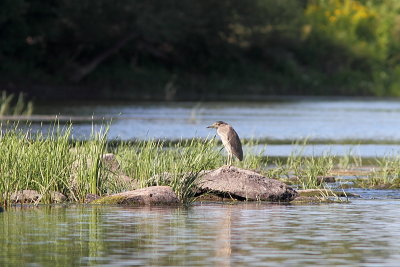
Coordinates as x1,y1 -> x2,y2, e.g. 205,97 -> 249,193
207,121 -> 243,165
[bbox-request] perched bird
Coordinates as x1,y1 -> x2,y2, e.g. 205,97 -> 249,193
207,121 -> 243,165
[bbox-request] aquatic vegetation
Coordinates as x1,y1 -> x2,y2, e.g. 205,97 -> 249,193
264,141 -> 334,190
354,156 -> 400,189
337,148 -> 363,170
0,91 -> 33,116
117,138 -> 220,204
0,124 -> 269,206
3,123 -> 398,206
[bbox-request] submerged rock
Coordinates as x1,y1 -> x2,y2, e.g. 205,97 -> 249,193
92,186 -> 179,205
197,166 -> 298,201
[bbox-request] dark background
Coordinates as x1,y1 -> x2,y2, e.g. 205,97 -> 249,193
2,0 -> 400,101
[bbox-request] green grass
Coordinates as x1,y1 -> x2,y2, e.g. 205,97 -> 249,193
0,124 -> 267,206
0,91 -> 33,116
354,156 -> 400,189
3,123 -> 400,206
263,141 -> 334,189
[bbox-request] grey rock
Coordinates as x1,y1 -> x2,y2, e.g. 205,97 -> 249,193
10,190 -> 41,203
317,176 -> 336,183
85,193 -> 101,203
50,191 -> 67,203
101,153 -> 121,173
70,153 -> 139,193
92,186 -> 179,205
197,166 -> 298,201
9,190 -> 67,203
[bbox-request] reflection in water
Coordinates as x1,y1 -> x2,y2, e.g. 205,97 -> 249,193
215,208 -> 232,267
1,201 -> 400,266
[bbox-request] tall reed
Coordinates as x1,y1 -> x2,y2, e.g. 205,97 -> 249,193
117,138 -> 221,203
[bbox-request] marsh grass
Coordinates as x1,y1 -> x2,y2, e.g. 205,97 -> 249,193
0,91 -> 33,116
117,138 -> 221,204
69,126 -> 109,201
354,156 -> 400,189
264,141 -> 334,189
1,124 -> 382,206
0,124 -> 73,205
338,148 -> 363,170
0,123 -> 273,206
0,123 -> 111,205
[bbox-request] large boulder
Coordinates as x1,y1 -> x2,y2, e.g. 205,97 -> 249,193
197,166 -> 298,202
91,186 -> 179,205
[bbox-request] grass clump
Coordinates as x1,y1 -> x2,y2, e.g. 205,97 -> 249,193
0,124 -> 73,204
117,138 -> 221,204
264,142 -> 334,190
0,91 -> 33,116
0,123 -> 111,205
354,156 -> 400,189
0,124 -> 267,206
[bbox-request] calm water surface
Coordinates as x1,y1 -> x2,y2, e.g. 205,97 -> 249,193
3,99 -> 398,266
31,99 -> 400,157
1,200 -> 400,267
35,99 -> 400,141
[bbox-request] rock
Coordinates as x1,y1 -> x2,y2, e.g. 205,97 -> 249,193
50,191 -> 67,203
85,194 -> 100,203
317,176 -> 336,183
101,153 -> 121,173
70,153 -> 139,193
9,190 -> 67,203
92,186 -> 179,205
10,190 -> 41,203
197,166 -> 298,201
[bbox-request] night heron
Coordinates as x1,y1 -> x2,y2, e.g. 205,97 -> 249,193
207,121 -> 243,165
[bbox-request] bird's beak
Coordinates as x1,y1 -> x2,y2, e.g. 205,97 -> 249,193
207,125 -> 215,129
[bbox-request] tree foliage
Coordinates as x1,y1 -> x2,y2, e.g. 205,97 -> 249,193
1,0 -> 400,99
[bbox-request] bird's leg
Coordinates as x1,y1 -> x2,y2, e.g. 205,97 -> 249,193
228,154 -> 232,167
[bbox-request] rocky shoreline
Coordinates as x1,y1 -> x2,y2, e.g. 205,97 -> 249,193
4,153 -> 360,206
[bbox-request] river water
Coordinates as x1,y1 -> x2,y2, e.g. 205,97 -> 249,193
1,199 -> 400,267
32,99 -> 400,157
2,99 -> 400,266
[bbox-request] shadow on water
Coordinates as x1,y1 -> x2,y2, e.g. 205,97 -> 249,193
1,202 -> 400,266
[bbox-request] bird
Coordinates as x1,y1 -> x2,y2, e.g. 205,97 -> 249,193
207,121 -> 243,165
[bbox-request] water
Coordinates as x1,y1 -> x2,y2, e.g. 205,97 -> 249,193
1,200 -> 400,267
30,99 -> 400,157
3,99 -> 400,266
255,144 -> 400,157
34,99 -> 400,141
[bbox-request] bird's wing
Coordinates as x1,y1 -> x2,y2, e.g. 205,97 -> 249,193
227,129 -> 243,161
